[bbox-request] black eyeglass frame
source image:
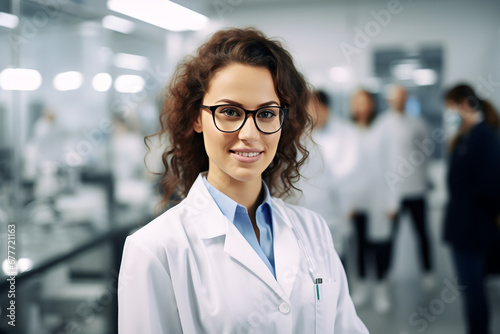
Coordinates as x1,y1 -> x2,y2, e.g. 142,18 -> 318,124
200,104 -> 288,134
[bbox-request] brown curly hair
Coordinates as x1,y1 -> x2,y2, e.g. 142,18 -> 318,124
147,27 -> 313,208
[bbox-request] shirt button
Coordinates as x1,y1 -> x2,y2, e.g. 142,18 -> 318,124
279,302 -> 291,314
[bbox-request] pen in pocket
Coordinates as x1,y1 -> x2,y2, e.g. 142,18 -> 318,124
315,278 -> 323,300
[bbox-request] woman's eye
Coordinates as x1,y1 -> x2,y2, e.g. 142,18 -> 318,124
221,108 -> 241,117
258,110 -> 276,119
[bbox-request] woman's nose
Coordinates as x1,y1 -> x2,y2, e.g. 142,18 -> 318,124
238,115 -> 260,142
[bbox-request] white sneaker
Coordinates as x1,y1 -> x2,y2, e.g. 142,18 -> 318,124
373,281 -> 391,314
351,281 -> 369,307
422,273 -> 437,292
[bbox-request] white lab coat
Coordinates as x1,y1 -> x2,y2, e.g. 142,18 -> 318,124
118,173 -> 369,334
376,110 -> 429,198
347,122 -> 398,241
288,120 -> 357,257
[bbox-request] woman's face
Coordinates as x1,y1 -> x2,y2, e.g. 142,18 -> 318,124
351,92 -> 374,124
194,63 -> 281,186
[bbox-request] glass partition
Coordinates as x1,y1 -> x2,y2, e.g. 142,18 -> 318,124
0,1 -> 178,332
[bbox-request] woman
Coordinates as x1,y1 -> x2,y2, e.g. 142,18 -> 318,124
443,84 -> 500,334
118,28 -> 368,334
288,90 -> 352,262
348,89 -> 396,314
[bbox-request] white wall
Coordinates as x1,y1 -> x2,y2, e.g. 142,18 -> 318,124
204,0 -> 500,109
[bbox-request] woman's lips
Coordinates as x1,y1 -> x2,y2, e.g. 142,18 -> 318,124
230,150 -> 263,163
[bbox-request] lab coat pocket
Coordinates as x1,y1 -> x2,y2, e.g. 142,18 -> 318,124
315,281 -> 338,333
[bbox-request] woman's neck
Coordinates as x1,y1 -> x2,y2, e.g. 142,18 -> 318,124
356,121 -> 369,129
206,171 -> 263,215
461,109 -> 482,133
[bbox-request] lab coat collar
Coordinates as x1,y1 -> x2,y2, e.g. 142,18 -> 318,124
388,108 -> 405,118
186,173 -> 300,301
201,175 -> 273,226
269,198 -> 301,299
186,173 -> 227,240
223,196 -> 301,300
223,218 -> 285,297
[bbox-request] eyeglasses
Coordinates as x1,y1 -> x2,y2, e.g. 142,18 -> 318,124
200,104 -> 288,134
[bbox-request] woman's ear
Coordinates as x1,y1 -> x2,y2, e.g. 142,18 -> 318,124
193,114 -> 203,133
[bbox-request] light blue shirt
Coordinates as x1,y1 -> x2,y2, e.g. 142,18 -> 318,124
202,176 -> 275,278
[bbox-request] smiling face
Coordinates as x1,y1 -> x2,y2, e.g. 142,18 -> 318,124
194,63 -> 282,188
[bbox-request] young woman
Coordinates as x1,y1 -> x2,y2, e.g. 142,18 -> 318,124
348,89 -> 396,314
443,84 -> 500,334
118,28 -> 368,333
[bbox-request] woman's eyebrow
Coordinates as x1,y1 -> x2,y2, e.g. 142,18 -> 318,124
257,101 -> 280,107
215,99 -> 280,107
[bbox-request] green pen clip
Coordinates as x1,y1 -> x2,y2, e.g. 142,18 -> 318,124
315,278 -> 323,300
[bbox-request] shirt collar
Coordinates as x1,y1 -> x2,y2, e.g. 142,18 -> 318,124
202,175 -> 272,223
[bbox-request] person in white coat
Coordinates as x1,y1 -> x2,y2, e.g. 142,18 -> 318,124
377,85 -> 434,289
348,89 -> 397,314
118,28 -> 369,334
288,90 -> 357,261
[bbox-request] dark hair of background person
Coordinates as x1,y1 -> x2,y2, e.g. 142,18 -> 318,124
314,89 -> 330,107
350,88 -> 377,125
444,83 -> 500,150
146,27 -> 313,209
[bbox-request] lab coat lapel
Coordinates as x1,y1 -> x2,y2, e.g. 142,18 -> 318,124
186,175 -> 226,239
223,219 -> 287,300
189,174 -> 288,300
271,199 -> 301,299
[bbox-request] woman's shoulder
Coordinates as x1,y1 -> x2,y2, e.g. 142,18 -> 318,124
275,199 -> 331,236
472,121 -> 499,137
469,121 -> 500,148
275,199 -> 337,256
279,199 -> 323,220
125,199 -> 193,250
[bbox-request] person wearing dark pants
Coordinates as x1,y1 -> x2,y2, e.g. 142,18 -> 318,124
352,212 -> 393,312
393,197 -> 433,286
379,85 -> 435,289
443,84 -> 500,334
354,213 -> 368,279
348,89 -> 397,314
354,213 -> 392,281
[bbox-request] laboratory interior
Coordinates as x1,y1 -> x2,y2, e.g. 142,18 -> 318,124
0,0 -> 500,333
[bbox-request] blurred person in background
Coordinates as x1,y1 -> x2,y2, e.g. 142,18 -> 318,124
112,114 -> 145,181
348,89 -> 397,314
377,85 -> 435,289
31,109 -> 62,165
289,89 -> 354,263
112,114 -> 151,208
443,83 -> 500,334
26,109 -> 65,225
